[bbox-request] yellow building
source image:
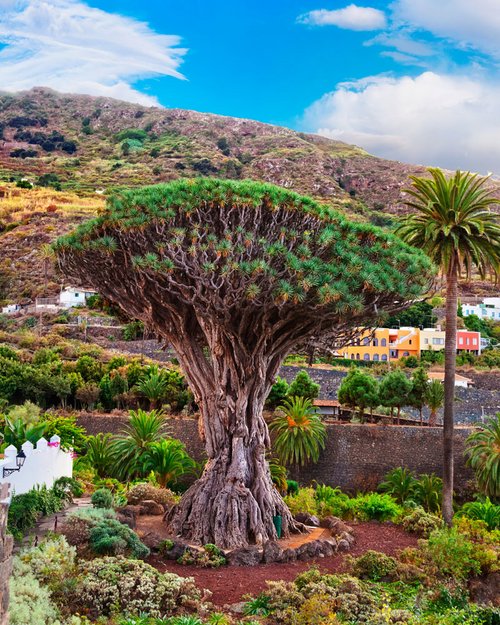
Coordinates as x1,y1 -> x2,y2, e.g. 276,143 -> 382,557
341,328 -> 391,362
342,327 -> 420,362
420,328 -> 445,352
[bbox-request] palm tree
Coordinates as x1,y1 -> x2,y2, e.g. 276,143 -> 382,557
426,380 -> 445,427
397,168 -> 500,524
269,396 -> 326,466
112,409 -> 169,480
378,467 -> 417,505
465,413 -> 500,501
39,243 -> 55,282
85,433 -> 116,478
136,366 -> 168,410
141,438 -> 196,488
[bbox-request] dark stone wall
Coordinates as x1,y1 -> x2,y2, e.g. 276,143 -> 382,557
77,414 -> 474,492
289,424 -> 474,493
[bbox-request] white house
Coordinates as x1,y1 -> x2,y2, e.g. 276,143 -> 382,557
463,297 -> 500,321
1,304 -> 21,315
58,287 -> 97,308
0,435 -> 73,500
427,371 -> 474,389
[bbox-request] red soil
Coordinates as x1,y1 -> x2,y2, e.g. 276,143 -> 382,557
147,521 -> 419,606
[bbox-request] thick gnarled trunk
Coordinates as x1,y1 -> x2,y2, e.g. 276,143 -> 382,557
166,333 -> 302,548
167,397 -> 299,548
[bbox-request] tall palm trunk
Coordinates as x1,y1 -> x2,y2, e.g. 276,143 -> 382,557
443,261 -> 458,526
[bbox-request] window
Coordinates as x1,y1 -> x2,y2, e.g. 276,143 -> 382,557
381,354 -> 388,361
381,338 -> 387,346
432,338 -> 444,345
350,354 -> 355,360
424,338 -> 429,344
373,354 -> 380,361
355,339 -> 360,346
403,351 -> 409,357
466,338 -> 470,345
459,337 -> 463,344
373,338 -> 378,347
356,353 -> 360,360
363,353 -> 370,361
472,338 -> 477,345
409,339 -> 412,345
74,293 -> 79,297
363,337 -> 370,346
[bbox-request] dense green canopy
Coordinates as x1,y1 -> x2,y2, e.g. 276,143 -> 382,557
55,178 -> 433,352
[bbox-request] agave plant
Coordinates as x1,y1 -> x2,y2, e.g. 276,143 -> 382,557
269,396 -> 326,466
378,467 -> 418,505
141,438 -> 196,488
465,413 -> 500,501
112,409 -> 169,480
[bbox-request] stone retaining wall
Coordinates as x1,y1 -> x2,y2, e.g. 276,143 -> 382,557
77,414 -> 474,492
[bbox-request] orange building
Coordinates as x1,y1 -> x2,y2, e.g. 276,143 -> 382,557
342,326 -> 481,362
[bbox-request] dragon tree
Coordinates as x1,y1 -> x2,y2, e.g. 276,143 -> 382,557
55,178 -> 433,548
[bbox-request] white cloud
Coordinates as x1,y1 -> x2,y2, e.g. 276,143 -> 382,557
299,4 -> 386,31
0,0 -> 187,106
391,0 -> 500,61
304,71 -> 500,174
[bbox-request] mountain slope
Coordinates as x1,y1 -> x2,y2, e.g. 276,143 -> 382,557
0,87 -> 432,221
0,87 -> 498,303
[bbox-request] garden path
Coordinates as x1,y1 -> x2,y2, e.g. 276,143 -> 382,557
18,496 -> 92,552
146,520 -> 419,606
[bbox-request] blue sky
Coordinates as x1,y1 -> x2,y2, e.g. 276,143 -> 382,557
1,0 -> 500,174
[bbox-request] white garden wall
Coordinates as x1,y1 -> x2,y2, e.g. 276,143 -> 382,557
0,436 -> 73,500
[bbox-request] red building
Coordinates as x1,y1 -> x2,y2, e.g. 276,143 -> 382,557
456,330 -> 481,355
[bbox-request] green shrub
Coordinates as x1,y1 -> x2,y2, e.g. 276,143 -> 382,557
177,544 -> 226,568
400,507 -> 444,537
17,535 -> 76,587
127,482 -> 177,507
350,492 -> 402,521
314,484 -> 351,518
89,517 -> 149,559
10,565 -> 64,625
349,550 -> 398,581
10,536 -> 83,625
266,376 -> 289,408
288,370 -> 320,400
52,476 -> 84,501
8,485 -> 66,539
91,487 -> 114,509
424,527 -> 483,580
284,487 -> 318,516
458,498 -> 500,531
41,414 -> 88,454
72,556 -> 204,618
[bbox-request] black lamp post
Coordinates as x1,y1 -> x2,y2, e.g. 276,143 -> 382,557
3,449 -> 26,478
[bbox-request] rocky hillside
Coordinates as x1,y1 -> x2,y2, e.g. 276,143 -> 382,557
0,87 -> 436,221
0,87 -> 499,303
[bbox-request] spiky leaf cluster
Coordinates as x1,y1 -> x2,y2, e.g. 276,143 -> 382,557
55,178 -> 433,354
